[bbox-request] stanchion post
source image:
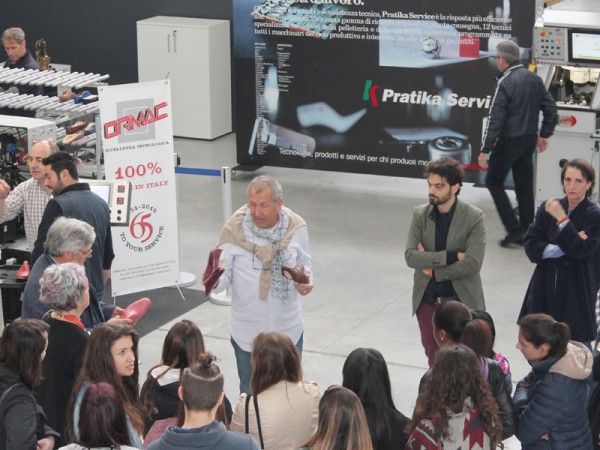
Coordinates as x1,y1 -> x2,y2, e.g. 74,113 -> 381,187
221,166 -> 232,224
210,166 -> 233,306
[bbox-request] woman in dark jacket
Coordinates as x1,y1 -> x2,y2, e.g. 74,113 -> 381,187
140,320 -> 232,436
515,313 -> 593,449
420,300 -> 517,440
342,348 -> 409,450
587,351 -> 600,449
37,263 -> 90,448
0,319 -> 59,450
520,159 -> 600,343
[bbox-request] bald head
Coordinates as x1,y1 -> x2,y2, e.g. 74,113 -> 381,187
29,140 -> 58,183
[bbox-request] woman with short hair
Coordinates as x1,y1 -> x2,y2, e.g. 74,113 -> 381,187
37,263 -> 90,447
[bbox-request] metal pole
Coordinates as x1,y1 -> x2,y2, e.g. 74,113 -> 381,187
209,166 -> 233,306
221,166 -> 232,223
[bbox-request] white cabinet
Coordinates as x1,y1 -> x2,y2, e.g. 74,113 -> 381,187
137,16 -> 231,139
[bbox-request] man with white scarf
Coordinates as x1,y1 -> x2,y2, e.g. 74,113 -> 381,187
211,175 -> 313,394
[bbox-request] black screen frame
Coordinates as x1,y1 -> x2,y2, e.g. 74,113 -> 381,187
568,28 -> 600,65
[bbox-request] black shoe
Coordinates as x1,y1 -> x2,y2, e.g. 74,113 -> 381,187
500,228 -> 525,248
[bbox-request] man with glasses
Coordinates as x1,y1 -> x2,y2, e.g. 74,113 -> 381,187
31,151 -> 114,303
22,217 -> 130,328
0,140 -> 57,251
211,175 -> 314,394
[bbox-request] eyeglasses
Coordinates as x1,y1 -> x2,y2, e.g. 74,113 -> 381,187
252,246 -> 271,272
79,248 -> 92,259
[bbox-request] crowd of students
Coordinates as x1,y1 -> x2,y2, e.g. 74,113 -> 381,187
0,290 -> 599,449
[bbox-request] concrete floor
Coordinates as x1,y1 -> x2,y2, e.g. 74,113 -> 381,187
138,133 -> 535,448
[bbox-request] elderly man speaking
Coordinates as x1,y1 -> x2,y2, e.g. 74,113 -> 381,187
211,175 -> 314,394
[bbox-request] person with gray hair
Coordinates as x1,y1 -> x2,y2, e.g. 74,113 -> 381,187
211,175 -> 314,394
36,263 -> 91,447
21,217 -> 131,329
0,140 -> 59,250
2,27 -> 37,70
478,40 -> 558,248
1,27 -> 40,117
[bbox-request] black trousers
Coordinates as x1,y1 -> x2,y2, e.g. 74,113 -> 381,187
485,134 -> 538,233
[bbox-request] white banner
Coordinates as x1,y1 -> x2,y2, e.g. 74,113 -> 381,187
99,80 -> 179,296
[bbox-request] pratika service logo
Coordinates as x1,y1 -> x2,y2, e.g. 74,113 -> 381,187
362,80 -> 491,109
363,80 -> 380,107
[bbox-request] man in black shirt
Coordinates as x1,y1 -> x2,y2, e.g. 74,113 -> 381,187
405,158 -> 487,366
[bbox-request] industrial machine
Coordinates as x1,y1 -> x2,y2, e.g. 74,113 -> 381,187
533,0 -> 600,202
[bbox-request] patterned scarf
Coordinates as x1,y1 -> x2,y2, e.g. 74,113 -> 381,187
245,209 -> 294,303
218,205 -> 307,302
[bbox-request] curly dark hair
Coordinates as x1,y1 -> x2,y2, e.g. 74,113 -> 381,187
424,157 -> 464,195
407,345 -> 502,446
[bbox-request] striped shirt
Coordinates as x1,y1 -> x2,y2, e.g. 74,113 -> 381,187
0,177 -> 51,249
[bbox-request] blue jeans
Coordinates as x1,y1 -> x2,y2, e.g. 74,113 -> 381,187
231,333 -> 304,395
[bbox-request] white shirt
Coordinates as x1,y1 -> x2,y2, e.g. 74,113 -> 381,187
214,218 -> 311,351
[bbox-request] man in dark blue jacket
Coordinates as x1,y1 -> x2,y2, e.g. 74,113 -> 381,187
478,40 -> 558,248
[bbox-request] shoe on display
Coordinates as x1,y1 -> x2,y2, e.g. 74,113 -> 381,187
74,149 -> 95,162
500,228 -> 526,248
202,249 -> 224,297
66,121 -> 89,134
15,261 -> 30,280
59,91 -> 77,103
74,90 -> 91,104
281,265 -> 310,284
63,131 -> 84,145
83,123 -> 96,135
122,297 -> 152,322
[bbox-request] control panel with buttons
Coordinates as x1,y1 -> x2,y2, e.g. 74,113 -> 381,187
534,27 -> 568,62
87,179 -> 132,226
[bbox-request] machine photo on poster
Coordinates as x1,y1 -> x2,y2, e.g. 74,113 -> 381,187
234,0 -> 535,180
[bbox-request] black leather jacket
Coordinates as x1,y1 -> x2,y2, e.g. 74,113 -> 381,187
482,63 -> 557,153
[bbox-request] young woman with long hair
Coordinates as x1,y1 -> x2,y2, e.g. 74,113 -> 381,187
60,382 -> 138,450
299,385 -> 373,450
514,313 -> 593,449
0,319 -> 59,450
68,323 -> 143,448
342,348 -> 409,450
230,331 -> 319,449
141,320 -> 232,435
407,345 -> 502,449
424,300 -> 516,439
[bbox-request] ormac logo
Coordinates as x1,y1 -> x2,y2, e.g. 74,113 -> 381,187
557,114 -> 577,127
363,80 -> 380,107
104,98 -> 169,142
